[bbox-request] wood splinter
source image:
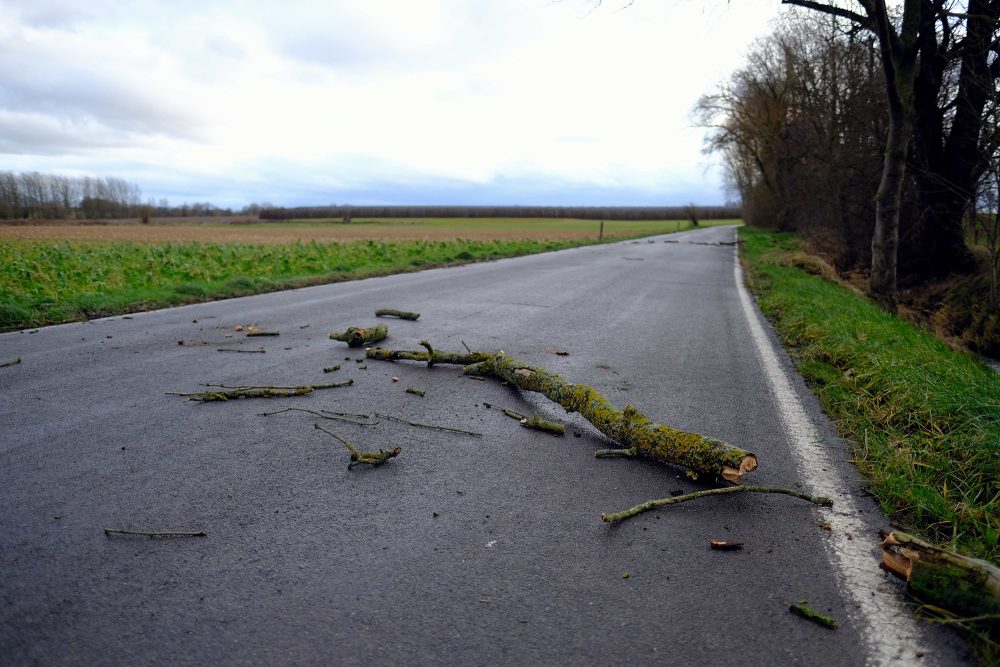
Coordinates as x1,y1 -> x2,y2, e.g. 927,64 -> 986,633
314,423 -> 400,469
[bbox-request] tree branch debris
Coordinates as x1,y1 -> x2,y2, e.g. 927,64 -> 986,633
330,323 -> 388,347
376,309 -> 420,320
601,486 -> 832,523
881,531 -> 1000,618
368,345 -> 757,484
482,402 -> 565,435
257,406 -> 378,426
1,356 -> 21,368
104,528 -> 207,538
167,379 -> 352,401
789,602 -> 838,629
314,423 -> 400,469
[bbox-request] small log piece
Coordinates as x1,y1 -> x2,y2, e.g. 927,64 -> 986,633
881,531 -> 1000,618
330,323 -> 388,347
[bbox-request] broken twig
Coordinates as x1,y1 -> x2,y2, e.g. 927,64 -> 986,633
369,346 -> 756,483
600,486 -> 832,523
375,309 -> 420,320
483,402 -> 565,435
246,331 -> 279,337
789,603 -> 837,629
323,364 -> 342,373
314,423 -> 400,469
104,528 -> 207,538
330,324 -> 388,347
405,387 -> 426,397
217,347 -> 265,353
257,406 -> 377,425
167,379 -> 352,401
375,412 -> 482,436
0,356 -> 21,368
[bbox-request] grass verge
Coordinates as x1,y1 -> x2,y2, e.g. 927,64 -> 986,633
740,227 -> 999,563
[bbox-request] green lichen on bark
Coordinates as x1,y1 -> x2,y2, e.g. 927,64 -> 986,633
375,309 -> 420,320
789,603 -> 837,629
314,423 -> 400,469
882,531 -> 1000,618
366,346 -> 491,365
369,346 -> 757,483
168,380 -> 353,401
330,323 -> 388,347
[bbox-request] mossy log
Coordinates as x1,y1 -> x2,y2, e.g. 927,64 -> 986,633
881,531 -> 1000,618
375,309 -> 420,320
367,346 -> 757,484
330,323 -> 388,347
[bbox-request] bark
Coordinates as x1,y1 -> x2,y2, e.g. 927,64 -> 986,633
329,323 -> 388,347
367,346 -> 758,484
881,531 -> 1000,618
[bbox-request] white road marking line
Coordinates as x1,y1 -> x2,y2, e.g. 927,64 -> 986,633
733,239 -> 931,666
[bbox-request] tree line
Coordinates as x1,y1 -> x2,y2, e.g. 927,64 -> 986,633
0,171 -> 253,221
258,205 -> 742,221
698,2 -> 1000,309
0,172 -> 143,220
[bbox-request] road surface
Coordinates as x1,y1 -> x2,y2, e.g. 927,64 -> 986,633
0,226 -> 968,665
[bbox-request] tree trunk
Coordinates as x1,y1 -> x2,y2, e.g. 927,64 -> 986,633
900,184 -> 976,280
871,101 -> 911,311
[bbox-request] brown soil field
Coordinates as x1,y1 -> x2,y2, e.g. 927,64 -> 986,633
0,224 -> 587,243
0,222 -> 617,244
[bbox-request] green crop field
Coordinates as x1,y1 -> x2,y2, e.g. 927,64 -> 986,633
0,219 -> 736,330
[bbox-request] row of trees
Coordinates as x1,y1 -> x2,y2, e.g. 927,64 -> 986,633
259,204 -> 742,221
0,172 -> 143,220
700,1 -> 1000,308
0,171 -> 258,220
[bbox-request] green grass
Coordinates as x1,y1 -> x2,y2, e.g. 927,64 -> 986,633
740,227 -> 1000,562
0,237 -> 586,329
0,221 -> 729,330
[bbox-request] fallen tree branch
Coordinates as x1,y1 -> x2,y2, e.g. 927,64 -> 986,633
601,486 -> 832,523
483,401 -> 565,435
368,346 -> 757,483
167,379 -> 352,401
314,423 -> 400,469
376,309 -> 420,320
1,356 -> 21,368
104,528 -> 207,538
881,531 -> 1000,618
330,323 -> 388,347
217,347 -> 265,353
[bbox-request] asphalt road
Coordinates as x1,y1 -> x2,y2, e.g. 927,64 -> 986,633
0,226 -> 969,665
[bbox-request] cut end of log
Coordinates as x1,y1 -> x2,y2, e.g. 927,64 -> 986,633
880,532 -> 914,581
721,454 -> 758,484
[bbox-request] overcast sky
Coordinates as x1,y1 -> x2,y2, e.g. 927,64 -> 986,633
0,0 -> 786,208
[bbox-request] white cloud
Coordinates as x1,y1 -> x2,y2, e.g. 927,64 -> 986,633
0,0 -> 784,206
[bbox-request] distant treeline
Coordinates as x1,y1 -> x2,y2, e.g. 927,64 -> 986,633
259,205 -> 742,221
0,171 -> 242,220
